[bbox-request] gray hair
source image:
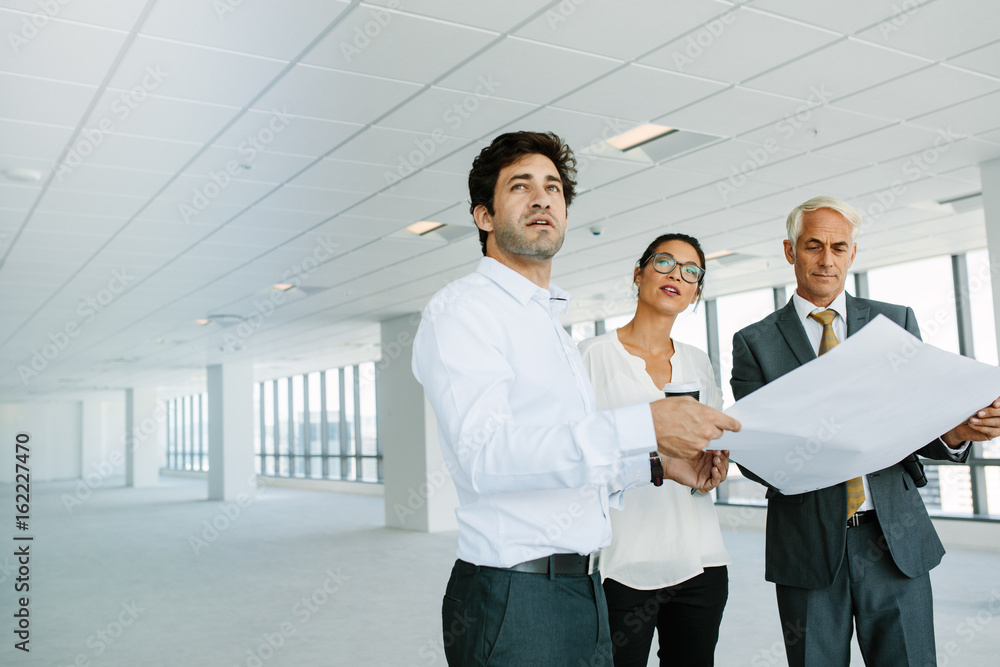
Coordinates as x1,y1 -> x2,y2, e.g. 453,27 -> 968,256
786,195 -> 862,247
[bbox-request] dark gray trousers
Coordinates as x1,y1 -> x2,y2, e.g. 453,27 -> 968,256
775,521 -> 936,666
442,559 -> 614,666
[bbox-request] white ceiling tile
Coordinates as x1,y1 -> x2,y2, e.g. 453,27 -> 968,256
303,8 -> 495,82
227,207 -> 330,232
214,110 -> 362,157
379,87 -> 535,139
816,123 -> 948,164
0,182 -> 39,208
382,168 -> 466,203
948,39 -> 1000,78
0,119 -> 73,163
568,189 -> 660,226
493,107 -> 643,157
258,184 -> 367,215
575,157 -> 650,193
81,90 -> 239,146
329,126 -> 469,169
738,105 -> 891,153
0,73 -> 95,125
832,65 -> 1000,121
655,87 -> 808,137
27,211 -> 126,236
77,133 -> 201,172
854,0 -> 1000,61
365,0 -> 545,33
514,0 -> 732,61
48,163 -> 174,198
749,0 -> 931,35
287,158 -> 398,192
438,36 -> 620,104
640,6 -> 840,83
347,193 -> 454,224
751,153 -> 865,188
156,174 -> 278,215
908,91 -> 1000,137
252,63 -> 422,123
977,126 -> 1000,144
597,165 -> 718,199
743,39 -> 927,101
0,0 -> 149,30
141,0 -> 350,60
182,146 -> 317,185
555,64 -> 726,122
107,36 -> 287,108
35,189 -> 147,218
661,138 -> 799,176
0,10 -> 127,83
137,199 -> 243,226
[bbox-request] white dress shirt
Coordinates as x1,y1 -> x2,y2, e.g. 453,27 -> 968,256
412,258 -> 655,568
579,331 -> 731,589
790,290 -> 967,510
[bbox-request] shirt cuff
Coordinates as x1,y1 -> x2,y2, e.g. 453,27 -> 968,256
612,402 -> 657,458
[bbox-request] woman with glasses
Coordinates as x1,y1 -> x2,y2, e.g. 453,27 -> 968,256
578,233 -> 730,667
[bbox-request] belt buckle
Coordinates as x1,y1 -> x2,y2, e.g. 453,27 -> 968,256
587,551 -> 602,575
847,512 -> 864,528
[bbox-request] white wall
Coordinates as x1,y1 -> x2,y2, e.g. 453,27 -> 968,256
1,401 -> 82,482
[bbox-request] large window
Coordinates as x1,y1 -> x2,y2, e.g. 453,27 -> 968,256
255,362 -> 381,483
715,287 -> 775,408
867,255 -> 960,354
164,393 -> 208,472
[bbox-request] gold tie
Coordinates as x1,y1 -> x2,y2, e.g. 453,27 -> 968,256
808,309 -> 865,519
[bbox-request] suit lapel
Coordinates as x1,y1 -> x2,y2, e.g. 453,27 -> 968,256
845,293 -> 870,338
776,300 -> 815,366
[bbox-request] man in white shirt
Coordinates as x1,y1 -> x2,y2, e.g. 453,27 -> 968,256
412,131 -> 740,665
731,195 -> 1000,666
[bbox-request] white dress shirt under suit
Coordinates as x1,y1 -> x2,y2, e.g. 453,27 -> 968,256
412,257 -> 655,569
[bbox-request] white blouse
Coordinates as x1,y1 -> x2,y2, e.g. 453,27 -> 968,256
578,330 -> 732,590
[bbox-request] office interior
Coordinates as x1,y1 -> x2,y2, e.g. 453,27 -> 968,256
1,1 -> 1000,665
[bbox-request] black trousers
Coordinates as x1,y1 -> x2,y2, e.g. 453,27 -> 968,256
442,559 -> 614,666
603,566 -> 729,667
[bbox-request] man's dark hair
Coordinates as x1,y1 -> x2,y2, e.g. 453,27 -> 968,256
468,131 -> 578,255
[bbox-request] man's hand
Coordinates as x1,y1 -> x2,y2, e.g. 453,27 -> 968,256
650,397 -> 741,460
662,449 -> 729,493
942,397 -> 1000,447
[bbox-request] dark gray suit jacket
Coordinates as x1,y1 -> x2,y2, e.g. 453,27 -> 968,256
731,293 -> 969,590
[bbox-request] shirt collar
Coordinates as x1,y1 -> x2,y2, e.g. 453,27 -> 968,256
791,289 -> 848,324
475,256 -> 570,313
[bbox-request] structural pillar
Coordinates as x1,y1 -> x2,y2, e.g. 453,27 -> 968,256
981,157 -> 1000,359
125,387 -> 161,487
81,398 -> 104,479
207,362 -> 255,501
378,313 -> 458,532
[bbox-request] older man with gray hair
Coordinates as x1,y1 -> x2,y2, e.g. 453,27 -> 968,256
731,195 -> 1000,666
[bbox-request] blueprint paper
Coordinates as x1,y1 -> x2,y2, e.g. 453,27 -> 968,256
718,316 -> 1000,494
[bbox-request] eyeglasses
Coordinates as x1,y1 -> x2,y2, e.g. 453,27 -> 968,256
644,252 -> 705,284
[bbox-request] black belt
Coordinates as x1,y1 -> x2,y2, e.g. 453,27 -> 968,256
498,552 -> 601,575
847,511 -> 877,528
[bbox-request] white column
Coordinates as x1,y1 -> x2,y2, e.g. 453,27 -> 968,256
125,387 -> 161,487
378,313 -> 458,532
207,362 -> 255,501
80,398 -> 103,479
981,157 -> 1000,357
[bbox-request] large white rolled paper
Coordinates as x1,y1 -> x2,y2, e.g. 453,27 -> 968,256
719,315 -> 1000,494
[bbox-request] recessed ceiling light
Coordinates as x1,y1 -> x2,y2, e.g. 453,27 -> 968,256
189,376 -> 206,382
705,250 -> 734,260
407,221 -> 446,236
152,338 -> 168,344
607,124 -> 676,151
273,283 -> 294,291
194,319 -> 211,326
4,168 -> 42,182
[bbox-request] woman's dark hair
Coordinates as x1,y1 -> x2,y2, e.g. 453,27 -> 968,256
468,131 -> 578,255
635,232 -> 707,300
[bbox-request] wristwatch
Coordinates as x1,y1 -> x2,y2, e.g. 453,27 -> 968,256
649,452 -> 663,486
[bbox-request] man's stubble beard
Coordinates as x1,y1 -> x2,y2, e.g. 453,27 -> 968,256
493,215 -> 565,260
